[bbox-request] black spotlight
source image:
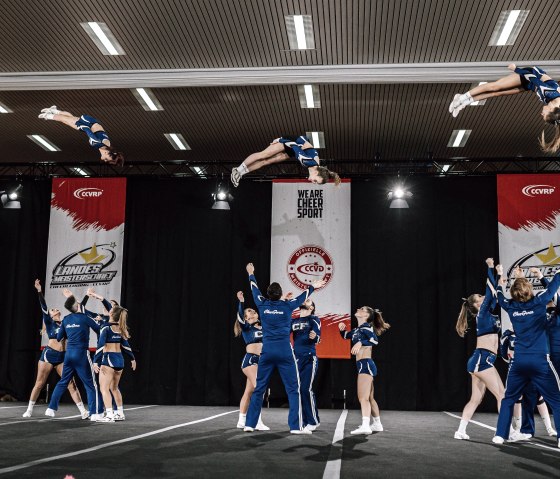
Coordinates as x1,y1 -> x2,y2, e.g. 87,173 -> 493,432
1,184 -> 22,209
387,186 -> 412,209
212,182 -> 234,210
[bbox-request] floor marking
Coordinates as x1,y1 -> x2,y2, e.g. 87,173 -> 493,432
0,406 -> 29,409
0,409 -> 238,474
443,411 -> 560,453
0,405 -> 156,427
322,409 -> 348,479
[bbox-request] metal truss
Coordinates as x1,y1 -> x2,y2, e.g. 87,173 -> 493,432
1,158 -> 559,180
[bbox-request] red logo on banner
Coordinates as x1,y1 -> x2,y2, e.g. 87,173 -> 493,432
498,175 -> 560,231
51,178 -> 126,231
287,245 -> 333,290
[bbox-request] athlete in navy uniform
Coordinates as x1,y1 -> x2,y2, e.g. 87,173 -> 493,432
493,264 -> 560,446
291,299 -> 321,431
93,306 -> 136,422
38,106 -> 124,165
339,306 -> 390,435
450,65 -> 560,153
230,135 -> 340,187
22,280 -> 87,418
243,263 -> 325,434
454,258 -> 506,440
234,291 -> 269,431
45,295 -> 102,419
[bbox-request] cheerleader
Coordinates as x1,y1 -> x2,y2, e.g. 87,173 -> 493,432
339,306 -> 390,435
93,306 -> 136,422
23,280 -> 88,418
291,299 -> 321,431
38,106 -> 124,165
454,258 -> 507,440
449,65 -> 560,153
493,264 -> 560,445
230,136 -> 340,187
234,291 -> 269,430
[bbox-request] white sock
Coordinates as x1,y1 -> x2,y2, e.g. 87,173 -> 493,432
458,420 -> 469,434
237,163 -> 249,176
512,416 -> 521,429
27,400 -> 36,411
372,416 -> 381,424
43,112 -> 55,120
106,409 -> 114,418
542,414 -> 553,430
361,417 -> 369,427
117,406 -> 124,414
461,92 -> 473,104
76,402 -> 86,413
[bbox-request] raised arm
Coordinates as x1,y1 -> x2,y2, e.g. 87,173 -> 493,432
536,270 -> 560,304
288,279 -> 326,311
35,280 -> 53,327
338,322 -> 351,339
86,316 -> 101,334
247,263 -> 265,307
56,320 -> 67,342
478,259 -> 498,315
495,264 -> 510,309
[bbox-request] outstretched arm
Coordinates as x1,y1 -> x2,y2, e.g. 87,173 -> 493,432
247,263 -> 265,307
536,269 -> 560,304
338,322 -> 351,340
288,279 -> 326,310
496,264 -> 510,309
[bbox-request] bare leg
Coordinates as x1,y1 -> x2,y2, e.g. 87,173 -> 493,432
472,87 -> 525,102
357,375 -> 373,419
475,367 -> 505,412
55,363 -> 83,406
29,361 -> 54,402
110,370 -> 124,407
50,114 -> 80,130
241,142 -> 287,170
99,366 -> 116,411
246,152 -> 290,173
369,381 -> 380,417
239,366 -> 257,414
468,74 -> 523,100
460,374 -> 487,422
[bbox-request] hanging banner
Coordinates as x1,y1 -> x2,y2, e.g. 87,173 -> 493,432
497,174 -> 560,329
43,178 -> 127,348
271,180 -> 351,359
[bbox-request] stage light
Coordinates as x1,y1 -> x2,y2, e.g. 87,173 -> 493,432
212,182 -> 233,210
387,186 -> 412,209
1,184 -> 22,209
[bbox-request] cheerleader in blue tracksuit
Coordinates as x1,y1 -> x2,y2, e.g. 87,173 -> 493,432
45,295 -> 101,418
493,265 -> 560,446
243,263 -> 324,434
339,306 -> 390,435
93,305 -> 136,422
291,298 -> 321,431
230,135 -> 340,187
38,106 -> 124,165
454,258 -> 506,440
22,280 -> 87,418
234,291 -> 268,431
449,65 -> 560,153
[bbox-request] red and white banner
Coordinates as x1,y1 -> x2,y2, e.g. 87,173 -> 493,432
497,174 -> 560,328
43,178 -> 126,348
271,180 -> 351,358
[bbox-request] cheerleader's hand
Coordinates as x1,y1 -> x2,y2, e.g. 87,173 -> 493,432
131,360 -> 137,371
93,364 -> 100,374
338,323 -> 346,331
351,342 -> 362,355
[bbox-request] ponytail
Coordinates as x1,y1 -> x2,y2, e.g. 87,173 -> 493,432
111,306 -> 130,340
540,108 -> 560,153
456,295 -> 477,338
364,306 -> 390,335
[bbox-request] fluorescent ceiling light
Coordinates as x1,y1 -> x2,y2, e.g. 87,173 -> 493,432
448,130 -> 471,148
306,131 -> 325,149
489,10 -> 529,46
0,102 -> 12,113
81,22 -> 125,55
27,135 -> 60,152
298,84 -> 320,108
442,164 -> 451,172
164,133 -> 191,151
73,167 -> 89,176
190,166 -> 206,178
133,88 -> 163,111
285,15 -> 315,50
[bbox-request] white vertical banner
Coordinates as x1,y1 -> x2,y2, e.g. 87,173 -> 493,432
271,179 -> 351,358
497,174 -> 560,330
44,178 -> 126,349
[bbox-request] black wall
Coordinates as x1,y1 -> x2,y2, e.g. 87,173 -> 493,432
0,176 -> 501,411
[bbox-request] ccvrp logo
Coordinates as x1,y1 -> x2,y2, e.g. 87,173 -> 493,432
521,185 -> 555,197
73,188 -> 104,200
287,245 -> 333,290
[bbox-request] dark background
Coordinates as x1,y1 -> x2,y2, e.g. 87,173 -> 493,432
0,176 -> 504,412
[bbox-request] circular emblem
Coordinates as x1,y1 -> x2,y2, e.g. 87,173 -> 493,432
287,245 -> 333,290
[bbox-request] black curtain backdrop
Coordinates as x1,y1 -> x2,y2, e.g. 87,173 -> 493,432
0,176 -> 501,412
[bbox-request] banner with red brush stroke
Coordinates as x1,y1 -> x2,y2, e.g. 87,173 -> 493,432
43,178 -> 126,349
498,174 -> 560,329
271,180 -> 351,359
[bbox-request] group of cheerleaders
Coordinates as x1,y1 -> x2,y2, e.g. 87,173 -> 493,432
36,64 -> 560,180
23,281 -> 135,423
456,258 -> 560,446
